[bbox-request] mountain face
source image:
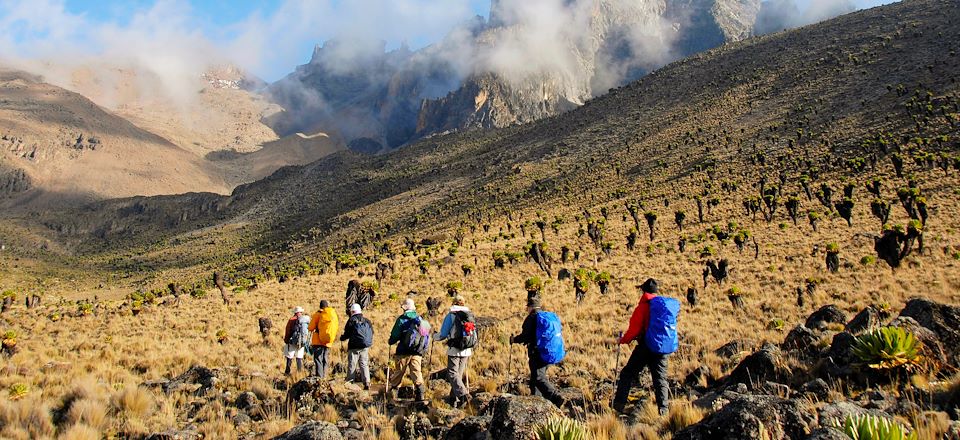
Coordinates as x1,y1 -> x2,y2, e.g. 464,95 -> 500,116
267,0 -> 761,151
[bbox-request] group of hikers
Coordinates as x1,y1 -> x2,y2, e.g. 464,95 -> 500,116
281,278 -> 679,415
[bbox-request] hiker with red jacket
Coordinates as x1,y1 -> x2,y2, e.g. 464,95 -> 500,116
510,296 -> 566,408
613,278 -> 678,416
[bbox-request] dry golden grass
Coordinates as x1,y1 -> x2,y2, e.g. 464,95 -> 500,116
0,161 -> 958,437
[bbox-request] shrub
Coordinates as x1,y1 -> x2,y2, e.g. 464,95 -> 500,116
445,281 -> 463,296
861,255 -> 877,265
851,327 -> 923,370
9,382 -> 28,400
534,416 -> 588,440
835,414 -> 917,440
525,277 -> 545,294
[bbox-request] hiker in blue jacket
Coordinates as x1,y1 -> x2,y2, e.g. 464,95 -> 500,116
510,296 -> 565,407
613,278 -> 671,416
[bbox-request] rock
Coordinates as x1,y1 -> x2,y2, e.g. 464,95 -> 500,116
341,429 -> 365,440
287,377 -> 334,417
888,316 -> 949,370
469,392 -> 497,413
898,298 -> 960,367
685,365 -> 711,389
232,412 -> 252,427
782,325 -> 820,354
162,366 -> 218,395
145,430 -> 201,440
273,421 -> 343,440
820,332 -> 857,379
845,306 -> 882,335
803,427 -> 849,440
805,305 -> 847,331
235,391 -> 259,411
798,379 -> 830,401
817,401 -> 890,425
397,413 -> 432,440
445,415 -> 492,440
725,344 -> 790,389
715,339 -> 755,358
485,395 -> 562,440
762,381 -> 791,398
674,394 -> 816,440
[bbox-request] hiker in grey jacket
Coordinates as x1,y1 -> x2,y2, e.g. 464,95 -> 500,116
434,296 -> 474,407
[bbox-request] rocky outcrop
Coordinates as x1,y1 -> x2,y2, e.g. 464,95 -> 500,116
899,298 -> 960,367
485,395 -> 562,440
805,305 -> 847,331
675,394 -> 816,439
273,421 -> 343,440
446,415 -> 492,440
725,344 -> 791,389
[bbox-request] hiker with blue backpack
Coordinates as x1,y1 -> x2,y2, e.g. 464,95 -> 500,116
387,298 -> 432,402
510,296 -> 566,408
283,306 -> 311,376
613,278 -> 680,416
341,303 -> 373,389
435,295 -> 478,408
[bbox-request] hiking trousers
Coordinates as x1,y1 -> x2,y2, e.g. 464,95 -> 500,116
347,348 -> 371,386
613,343 -> 669,412
528,358 -> 564,407
447,355 -> 470,401
312,345 -> 330,377
390,354 -> 424,389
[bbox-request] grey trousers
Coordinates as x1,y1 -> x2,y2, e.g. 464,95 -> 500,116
447,355 -> 470,400
347,348 -> 370,385
613,344 -> 669,411
312,345 -> 329,377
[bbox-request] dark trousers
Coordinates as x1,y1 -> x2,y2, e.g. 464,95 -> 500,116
312,345 -> 330,377
613,344 -> 669,411
528,358 -> 564,407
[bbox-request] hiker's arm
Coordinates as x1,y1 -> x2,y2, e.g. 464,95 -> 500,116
388,318 -> 402,345
340,321 -> 351,341
308,314 -> 318,333
512,314 -> 535,345
436,314 -> 453,341
620,304 -> 648,344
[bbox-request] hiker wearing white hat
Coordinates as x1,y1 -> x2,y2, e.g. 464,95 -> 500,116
283,306 -> 310,375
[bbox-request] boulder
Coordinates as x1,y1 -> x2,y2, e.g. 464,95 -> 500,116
160,366 -> 218,395
445,415 -> 492,440
684,365 -> 711,389
397,413 -> 433,440
898,298 -> 960,367
805,305 -> 847,331
888,316 -> 949,370
485,395 -> 562,440
273,421 -> 343,440
145,430 -> 200,440
287,377 -> 334,417
674,394 -> 816,440
798,379 -> 830,401
715,340 -> 756,358
817,401 -> 889,425
803,428 -> 849,440
782,325 -> 820,354
725,344 -> 790,389
235,391 -> 259,411
845,306 -> 882,335
821,332 -> 857,378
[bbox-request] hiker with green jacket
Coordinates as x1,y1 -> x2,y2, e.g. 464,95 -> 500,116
387,298 -> 431,401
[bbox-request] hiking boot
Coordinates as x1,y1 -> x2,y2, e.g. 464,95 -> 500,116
658,406 -> 669,417
415,384 -> 427,402
363,383 -> 370,391
612,402 -> 626,414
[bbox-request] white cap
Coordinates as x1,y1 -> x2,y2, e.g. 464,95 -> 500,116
293,306 -> 304,314
401,298 -> 415,311
350,303 -> 362,315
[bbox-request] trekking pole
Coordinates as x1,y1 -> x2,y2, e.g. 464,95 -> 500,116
385,349 -> 392,397
508,341 -> 514,377
428,332 -> 435,372
614,331 -> 623,375
340,340 -> 345,379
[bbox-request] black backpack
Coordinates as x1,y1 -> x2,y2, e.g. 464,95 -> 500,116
351,316 -> 374,348
448,310 -> 478,350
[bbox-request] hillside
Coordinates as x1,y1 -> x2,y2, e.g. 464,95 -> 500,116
13,0 -> 956,282
0,1 -> 959,439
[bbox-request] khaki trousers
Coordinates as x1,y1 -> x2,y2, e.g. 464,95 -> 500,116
390,354 -> 424,389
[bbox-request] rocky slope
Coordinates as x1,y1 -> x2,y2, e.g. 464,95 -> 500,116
267,0 -> 762,151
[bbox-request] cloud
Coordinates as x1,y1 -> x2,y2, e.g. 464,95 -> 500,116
754,0 -> 857,35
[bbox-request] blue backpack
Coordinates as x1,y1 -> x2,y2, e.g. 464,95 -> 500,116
645,296 -> 680,354
535,311 -> 566,364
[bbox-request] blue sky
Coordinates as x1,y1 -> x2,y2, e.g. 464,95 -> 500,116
5,0 -> 900,82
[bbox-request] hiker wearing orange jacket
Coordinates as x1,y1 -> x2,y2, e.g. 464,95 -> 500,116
613,278 -> 670,416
